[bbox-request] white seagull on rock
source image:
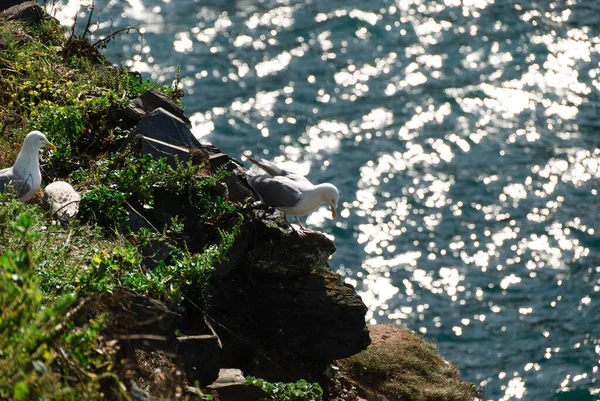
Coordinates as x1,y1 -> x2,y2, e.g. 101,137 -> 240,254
246,157 -> 339,235
0,131 -> 56,202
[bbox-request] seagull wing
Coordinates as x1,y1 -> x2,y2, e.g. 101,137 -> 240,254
247,175 -> 303,209
0,167 -> 32,198
248,157 -> 313,187
247,157 -> 288,176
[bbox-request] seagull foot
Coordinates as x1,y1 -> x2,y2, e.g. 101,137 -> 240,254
294,227 -> 314,237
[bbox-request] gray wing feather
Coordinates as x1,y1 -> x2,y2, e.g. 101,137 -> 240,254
248,157 -> 287,176
247,175 -> 301,208
0,168 -> 31,197
248,158 -> 313,187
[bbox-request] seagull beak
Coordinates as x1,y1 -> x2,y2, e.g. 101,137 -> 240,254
331,206 -> 337,219
47,143 -> 57,151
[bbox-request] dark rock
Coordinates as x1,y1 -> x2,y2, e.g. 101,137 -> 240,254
212,234 -> 249,279
177,335 -> 220,386
1,1 -> 43,22
208,269 -> 370,363
132,107 -> 203,150
208,152 -> 231,170
205,147 -> 254,203
125,202 -> 175,269
131,88 -> 192,128
223,175 -> 254,203
122,103 -> 147,126
119,87 -> 192,130
0,0 -> 26,12
207,369 -> 268,401
248,230 -> 336,277
94,292 -> 220,395
203,143 -> 242,163
107,293 -> 180,339
213,209 -> 334,278
120,133 -> 196,169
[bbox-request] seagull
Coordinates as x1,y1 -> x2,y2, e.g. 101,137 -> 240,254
246,157 -> 339,235
0,131 -> 56,202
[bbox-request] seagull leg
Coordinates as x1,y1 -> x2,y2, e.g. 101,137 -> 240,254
283,213 -> 297,232
294,215 -> 310,236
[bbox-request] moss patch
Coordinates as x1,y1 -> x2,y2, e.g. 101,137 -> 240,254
342,324 -> 481,401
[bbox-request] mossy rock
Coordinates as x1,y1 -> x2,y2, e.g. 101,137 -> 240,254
337,324 -> 481,401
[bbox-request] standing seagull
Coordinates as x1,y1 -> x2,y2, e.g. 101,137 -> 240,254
0,131 -> 56,202
246,157 -> 339,235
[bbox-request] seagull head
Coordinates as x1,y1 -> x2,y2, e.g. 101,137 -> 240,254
24,130 -> 57,152
320,183 -> 339,219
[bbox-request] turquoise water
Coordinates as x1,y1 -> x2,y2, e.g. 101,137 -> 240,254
51,0 -> 600,399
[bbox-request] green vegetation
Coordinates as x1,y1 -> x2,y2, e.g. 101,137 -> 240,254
348,328 -> 481,401
0,13 -> 241,399
0,17 -> 177,177
246,376 -> 324,401
0,211 -> 119,400
74,152 -> 234,232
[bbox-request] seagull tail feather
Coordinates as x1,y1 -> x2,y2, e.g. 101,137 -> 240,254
247,157 -> 286,176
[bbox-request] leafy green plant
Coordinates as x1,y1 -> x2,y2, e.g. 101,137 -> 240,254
0,211 -> 122,400
80,186 -> 130,231
246,376 -> 324,401
77,152 -> 235,232
77,216 -> 242,301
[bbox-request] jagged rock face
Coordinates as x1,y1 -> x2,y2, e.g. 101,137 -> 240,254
203,212 -> 371,365
89,291 -> 220,388
1,1 -> 44,23
123,88 -> 192,129
131,107 -> 203,150
208,267 -> 370,362
113,88 -> 370,384
246,226 -> 336,277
